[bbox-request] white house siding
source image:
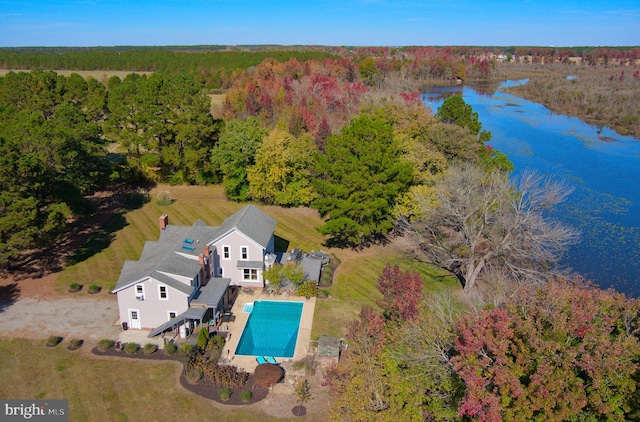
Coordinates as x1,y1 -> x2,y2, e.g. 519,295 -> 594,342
212,230 -> 271,287
116,278 -> 189,330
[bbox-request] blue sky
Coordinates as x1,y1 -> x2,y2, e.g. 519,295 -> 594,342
1,0 -> 638,47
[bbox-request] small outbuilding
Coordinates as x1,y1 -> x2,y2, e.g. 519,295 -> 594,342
317,335 -> 341,367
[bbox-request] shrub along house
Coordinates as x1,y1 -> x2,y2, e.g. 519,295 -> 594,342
112,205 -> 277,338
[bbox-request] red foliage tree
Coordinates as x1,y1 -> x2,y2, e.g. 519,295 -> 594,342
376,263 -> 423,322
314,117 -> 331,152
452,277 -> 640,421
221,57 -> 368,133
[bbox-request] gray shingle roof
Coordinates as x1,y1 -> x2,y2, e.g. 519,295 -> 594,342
112,223 -> 210,293
236,260 -> 264,269
112,205 -> 275,294
191,277 -> 231,307
212,205 -> 276,248
147,307 -> 207,338
150,271 -> 195,296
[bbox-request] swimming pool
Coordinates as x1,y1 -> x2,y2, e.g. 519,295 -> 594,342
235,300 -> 303,358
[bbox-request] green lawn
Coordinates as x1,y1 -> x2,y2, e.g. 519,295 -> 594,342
35,183 -> 461,419
58,185 -> 328,292
0,339 -> 279,422
59,183 -> 459,337
312,250 -> 459,339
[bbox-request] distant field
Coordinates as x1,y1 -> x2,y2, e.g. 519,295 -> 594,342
0,69 -> 153,84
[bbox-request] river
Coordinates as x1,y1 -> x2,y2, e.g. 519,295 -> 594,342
422,80 -> 640,298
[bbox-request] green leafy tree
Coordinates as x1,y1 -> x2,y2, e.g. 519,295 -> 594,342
248,128 -> 317,206
263,263 -> 284,292
282,262 -> 306,286
0,70 -> 111,267
312,115 -> 413,247
106,72 -> 219,183
436,95 -> 482,135
211,117 -> 266,201
358,57 -> 381,87
197,327 -> 210,349
296,280 -> 319,297
158,74 -> 221,184
436,95 -> 492,143
294,378 -> 313,407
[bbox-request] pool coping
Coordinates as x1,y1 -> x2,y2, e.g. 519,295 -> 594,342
218,290 -> 316,373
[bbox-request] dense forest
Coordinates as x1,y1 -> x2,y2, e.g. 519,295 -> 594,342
1,47 -> 639,420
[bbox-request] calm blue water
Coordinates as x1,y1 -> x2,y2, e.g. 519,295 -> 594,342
422,81 -> 640,297
235,300 -> 303,358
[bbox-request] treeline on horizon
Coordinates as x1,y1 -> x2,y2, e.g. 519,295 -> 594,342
1,44 -> 638,80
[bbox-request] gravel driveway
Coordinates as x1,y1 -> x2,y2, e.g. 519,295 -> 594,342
0,298 -> 121,341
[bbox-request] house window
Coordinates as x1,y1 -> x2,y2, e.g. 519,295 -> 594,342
159,285 -> 168,300
241,246 -> 248,260
243,269 -> 258,280
168,311 -> 177,320
218,267 -> 223,276
223,246 -> 230,260
135,284 -> 144,300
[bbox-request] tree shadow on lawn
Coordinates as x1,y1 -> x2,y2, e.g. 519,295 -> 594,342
3,185 -> 150,280
61,186 -> 152,266
65,213 -> 127,266
0,283 -> 19,314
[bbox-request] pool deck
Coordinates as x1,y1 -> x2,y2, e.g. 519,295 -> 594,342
219,289 -> 316,373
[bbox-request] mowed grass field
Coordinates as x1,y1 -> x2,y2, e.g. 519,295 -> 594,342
58,184 -> 459,338
1,184 -> 458,421
0,339 -> 282,422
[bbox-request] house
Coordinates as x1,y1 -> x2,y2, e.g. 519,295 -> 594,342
111,205 -> 277,337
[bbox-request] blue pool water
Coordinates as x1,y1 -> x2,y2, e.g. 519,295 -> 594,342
235,301 -> 303,358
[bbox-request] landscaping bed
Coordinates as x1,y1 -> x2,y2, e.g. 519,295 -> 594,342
179,371 -> 269,405
92,344 -> 179,362
92,342 -> 269,405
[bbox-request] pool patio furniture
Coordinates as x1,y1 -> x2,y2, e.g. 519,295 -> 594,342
256,356 -> 267,364
265,356 -> 277,364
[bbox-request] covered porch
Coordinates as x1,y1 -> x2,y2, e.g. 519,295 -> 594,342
147,277 -> 232,340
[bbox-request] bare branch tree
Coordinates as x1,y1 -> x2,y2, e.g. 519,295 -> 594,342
405,163 -> 579,294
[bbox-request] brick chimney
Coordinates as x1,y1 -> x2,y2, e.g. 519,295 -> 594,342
159,214 -> 168,230
199,251 -> 210,285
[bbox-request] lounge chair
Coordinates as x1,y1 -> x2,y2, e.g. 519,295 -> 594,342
265,356 -> 277,364
256,356 -> 267,364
